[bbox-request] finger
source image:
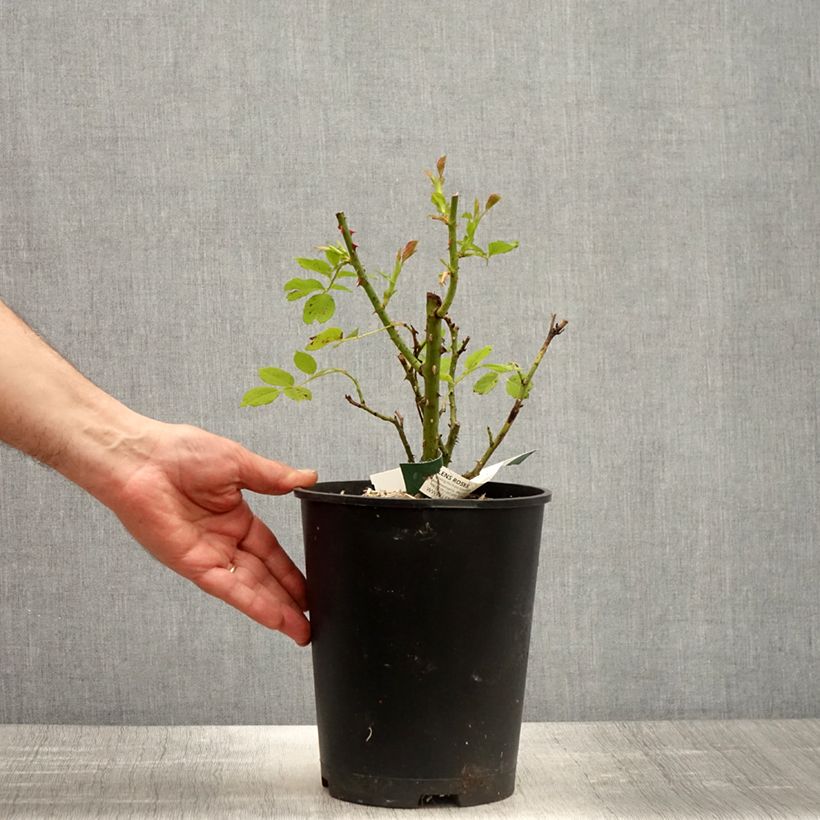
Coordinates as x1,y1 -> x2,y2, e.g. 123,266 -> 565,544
232,549 -> 304,616
197,566 -> 311,645
236,448 -> 317,496
240,515 -> 308,610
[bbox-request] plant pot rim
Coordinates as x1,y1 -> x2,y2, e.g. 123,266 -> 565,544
294,479 -> 551,509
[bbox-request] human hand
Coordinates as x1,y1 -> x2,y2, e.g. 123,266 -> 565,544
0,300 -> 316,643
103,421 -> 317,645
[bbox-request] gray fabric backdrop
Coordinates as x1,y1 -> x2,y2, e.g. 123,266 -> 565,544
0,1 -> 817,724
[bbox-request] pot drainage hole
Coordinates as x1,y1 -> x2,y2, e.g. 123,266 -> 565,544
419,794 -> 460,807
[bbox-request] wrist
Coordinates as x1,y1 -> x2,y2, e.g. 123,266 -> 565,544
51,395 -> 165,508
0,300 -> 168,507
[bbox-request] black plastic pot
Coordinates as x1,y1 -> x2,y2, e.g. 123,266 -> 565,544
295,480 -> 550,809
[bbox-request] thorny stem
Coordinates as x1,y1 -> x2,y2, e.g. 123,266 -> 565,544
421,292 -> 444,461
421,195 -> 461,463
337,211 -> 426,428
345,396 -> 415,462
464,315 -> 568,478
408,324 -> 422,357
406,325 -> 424,418
440,316 -> 468,466
336,212 -> 421,372
399,353 -> 425,424
438,195 -> 460,317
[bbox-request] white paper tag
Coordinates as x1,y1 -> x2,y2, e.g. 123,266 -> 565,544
419,450 -> 535,499
418,466 -> 475,499
370,450 -> 536,498
369,467 -> 407,493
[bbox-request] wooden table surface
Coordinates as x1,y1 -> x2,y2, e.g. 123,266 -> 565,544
1,721 -> 819,818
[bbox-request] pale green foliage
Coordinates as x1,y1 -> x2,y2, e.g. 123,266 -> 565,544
284,386 -> 312,401
465,345 -> 492,371
238,156 -> 561,471
303,293 -> 335,324
259,367 -> 293,387
505,372 -> 531,399
284,278 -> 323,300
488,240 -> 519,257
294,351 -> 317,374
306,327 -> 344,350
240,387 -> 280,406
472,372 -> 499,395
296,257 -> 332,275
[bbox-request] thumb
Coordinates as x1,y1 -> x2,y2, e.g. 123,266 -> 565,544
237,448 -> 317,495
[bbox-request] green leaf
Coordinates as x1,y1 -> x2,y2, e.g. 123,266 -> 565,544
483,362 -> 517,373
346,328 -> 359,338
440,355 -> 452,376
296,257 -> 332,275
330,283 -> 352,292
336,268 -> 358,278
465,345 -> 492,371
258,367 -> 294,387
440,373 -> 454,384
306,327 -> 344,350
465,218 -> 477,244
241,387 -> 280,407
473,372 -> 499,395
460,241 -> 487,259
283,386 -> 313,401
284,277 -> 324,298
293,351 -> 317,375
506,373 -> 531,399
303,293 -> 335,324
322,245 -> 344,266
487,240 -> 519,257
431,191 -> 447,214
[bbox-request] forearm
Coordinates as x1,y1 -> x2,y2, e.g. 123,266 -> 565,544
0,300 -> 155,505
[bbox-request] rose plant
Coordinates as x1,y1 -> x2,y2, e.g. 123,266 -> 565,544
242,156 -> 567,482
